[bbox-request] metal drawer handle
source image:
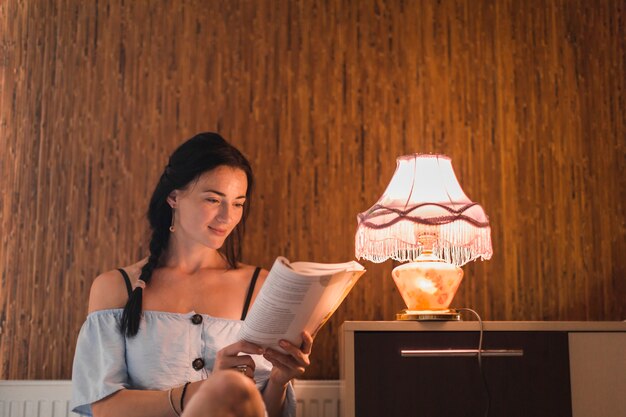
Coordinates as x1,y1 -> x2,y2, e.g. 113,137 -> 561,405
401,349 -> 524,357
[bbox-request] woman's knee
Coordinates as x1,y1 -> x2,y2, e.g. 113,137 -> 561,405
183,370 -> 265,417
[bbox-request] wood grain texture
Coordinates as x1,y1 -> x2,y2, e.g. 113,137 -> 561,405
1,0 -> 624,380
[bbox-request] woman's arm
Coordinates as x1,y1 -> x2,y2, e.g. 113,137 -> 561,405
87,263 -> 194,417
92,388 -> 170,417
92,382 -> 208,417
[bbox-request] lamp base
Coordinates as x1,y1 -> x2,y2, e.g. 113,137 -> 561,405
396,309 -> 461,321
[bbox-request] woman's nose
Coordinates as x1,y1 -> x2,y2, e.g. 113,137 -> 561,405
216,204 -> 231,223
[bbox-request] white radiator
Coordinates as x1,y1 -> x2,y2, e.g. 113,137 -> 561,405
0,380 -> 340,417
292,380 -> 340,417
0,381 -> 78,417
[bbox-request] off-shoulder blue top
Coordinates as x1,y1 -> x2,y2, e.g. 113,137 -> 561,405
70,309 -> 296,416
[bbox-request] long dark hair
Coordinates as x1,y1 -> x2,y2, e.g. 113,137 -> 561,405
120,132 -> 254,336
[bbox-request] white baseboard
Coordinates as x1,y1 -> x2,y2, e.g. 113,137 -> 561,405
0,380 -> 340,417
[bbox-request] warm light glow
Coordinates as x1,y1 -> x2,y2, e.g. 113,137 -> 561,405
355,154 -> 492,315
392,257 -> 464,311
415,277 -> 438,294
378,155 -> 471,208
356,154 -> 492,266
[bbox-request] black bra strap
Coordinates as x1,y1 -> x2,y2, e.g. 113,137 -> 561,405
240,267 -> 261,321
118,268 -> 133,298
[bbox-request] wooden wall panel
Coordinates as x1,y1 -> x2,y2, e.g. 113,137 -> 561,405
1,0 -> 624,380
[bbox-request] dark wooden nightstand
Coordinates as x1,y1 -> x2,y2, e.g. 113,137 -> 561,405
340,321 -> 626,417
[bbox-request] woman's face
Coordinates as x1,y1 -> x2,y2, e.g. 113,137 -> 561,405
168,166 -> 248,250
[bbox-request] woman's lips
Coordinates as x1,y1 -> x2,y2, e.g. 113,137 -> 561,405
208,226 -> 228,236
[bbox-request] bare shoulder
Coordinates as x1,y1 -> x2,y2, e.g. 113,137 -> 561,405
88,258 -> 148,313
236,262 -> 269,281
123,257 -> 148,279
236,263 -> 269,302
251,268 -> 269,305
255,267 -> 269,286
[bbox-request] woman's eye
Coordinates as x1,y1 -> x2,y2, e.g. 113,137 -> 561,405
206,198 -> 220,204
234,203 -> 245,208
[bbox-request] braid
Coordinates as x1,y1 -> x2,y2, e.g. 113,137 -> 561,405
120,214 -> 171,337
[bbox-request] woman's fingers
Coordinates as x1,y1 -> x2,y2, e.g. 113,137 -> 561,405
264,351 -> 306,377
221,340 -> 264,356
215,335 -> 314,380
235,355 -> 257,370
214,340 -> 264,372
274,332 -> 313,365
216,353 -> 257,371
234,363 -> 254,378
265,332 -> 314,384
300,331 -> 313,355
265,341 -> 310,370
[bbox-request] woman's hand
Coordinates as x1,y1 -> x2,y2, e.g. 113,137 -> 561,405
214,340 -> 264,378
263,331 -> 313,386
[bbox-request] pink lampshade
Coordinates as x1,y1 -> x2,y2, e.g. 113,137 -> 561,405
355,154 -> 493,266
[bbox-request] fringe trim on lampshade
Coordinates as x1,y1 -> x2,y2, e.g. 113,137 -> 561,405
355,220 -> 493,266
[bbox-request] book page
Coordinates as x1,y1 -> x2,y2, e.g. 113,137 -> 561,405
238,257 -> 365,353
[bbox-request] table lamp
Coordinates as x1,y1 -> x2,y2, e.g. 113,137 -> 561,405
355,154 -> 492,320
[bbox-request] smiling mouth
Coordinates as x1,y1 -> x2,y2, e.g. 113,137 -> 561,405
208,226 -> 228,235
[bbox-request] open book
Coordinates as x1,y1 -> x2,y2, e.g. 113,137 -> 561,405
238,256 -> 366,353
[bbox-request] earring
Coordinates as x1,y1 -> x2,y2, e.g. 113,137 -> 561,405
169,209 -> 175,232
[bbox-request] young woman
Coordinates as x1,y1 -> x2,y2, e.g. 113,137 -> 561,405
71,133 -> 312,417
